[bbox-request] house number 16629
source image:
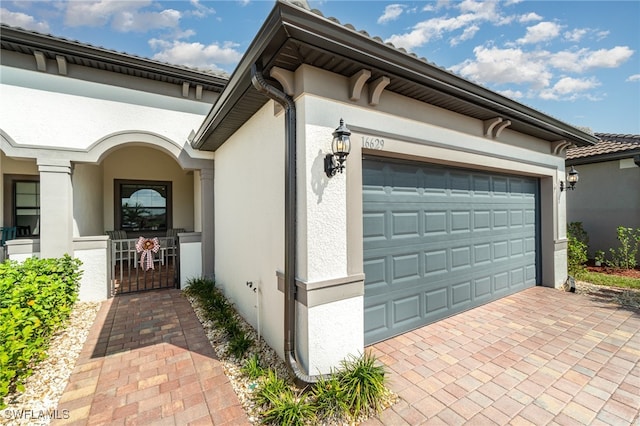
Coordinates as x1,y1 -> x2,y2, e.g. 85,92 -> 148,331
362,136 -> 385,149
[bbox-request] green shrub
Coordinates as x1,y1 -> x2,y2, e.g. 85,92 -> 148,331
241,353 -> 265,380
228,332 -> 252,359
606,226 -> 640,270
262,388 -> 315,426
255,369 -> 289,409
184,277 -> 251,358
311,374 -> 349,420
0,255 -> 82,408
567,222 -> 589,275
337,351 -> 387,418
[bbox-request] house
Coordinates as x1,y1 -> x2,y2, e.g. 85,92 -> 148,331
1,0 -> 598,380
566,133 -> 640,259
0,22 -> 222,298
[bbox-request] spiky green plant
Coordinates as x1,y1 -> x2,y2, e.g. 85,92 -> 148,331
262,388 -> 315,426
227,331 -> 252,358
254,369 -> 289,408
311,374 -> 349,420
242,353 -> 265,380
337,351 -> 387,418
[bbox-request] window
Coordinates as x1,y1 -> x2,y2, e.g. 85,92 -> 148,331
115,180 -> 172,232
14,180 -> 40,236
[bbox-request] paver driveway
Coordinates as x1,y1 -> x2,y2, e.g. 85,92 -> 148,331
365,286 -> 640,425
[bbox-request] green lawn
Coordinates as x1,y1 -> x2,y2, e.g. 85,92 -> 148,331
577,270 -> 640,289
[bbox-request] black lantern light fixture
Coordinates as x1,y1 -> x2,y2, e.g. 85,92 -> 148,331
560,165 -> 579,191
324,119 -> 351,177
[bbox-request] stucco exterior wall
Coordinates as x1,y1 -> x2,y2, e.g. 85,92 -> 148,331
286,64 -> 571,373
102,146 -> 195,233
567,159 -> 640,258
0,65 -> 209,151
213,102 -> 286,359
73,163 -> 104,237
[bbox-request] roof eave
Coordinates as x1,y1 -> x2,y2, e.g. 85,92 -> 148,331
1,24 -> 229,89
192,1 -> 599,151
567,148 -> 640,165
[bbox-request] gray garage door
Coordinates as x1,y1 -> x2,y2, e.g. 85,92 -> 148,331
363,158 -> 539,345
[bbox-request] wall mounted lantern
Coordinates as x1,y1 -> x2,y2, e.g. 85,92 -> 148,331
324,119 -> 351,177
560,165 -> 579,191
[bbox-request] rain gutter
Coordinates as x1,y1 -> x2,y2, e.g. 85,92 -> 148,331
250,64 -> 325,387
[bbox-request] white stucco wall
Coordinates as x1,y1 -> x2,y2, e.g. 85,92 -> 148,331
0,66 -> 208,150
180,240 -> 202,288
213,102 -> 286,359
73,163 -> 104,237
75,246 -> 109,301
102,146 -> 195,233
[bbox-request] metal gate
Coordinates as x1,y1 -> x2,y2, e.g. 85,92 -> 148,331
109,236 -> 179,295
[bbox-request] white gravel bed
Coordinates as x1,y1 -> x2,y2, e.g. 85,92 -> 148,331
184,293 -> 398,425
2,302 -> 101,426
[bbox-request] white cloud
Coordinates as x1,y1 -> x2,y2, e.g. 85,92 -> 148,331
451,24 -> 479,46
550,46 -> 634,73
539,77 -> 601,101
518,12 -> 541,23
517,21 -> 562,44
64,1 -> 181,33
0,7 -> 50,32
498,88 -> 524,99
564,28 -> 587,42
188,0 -> 215,18
149,39 -> 243,71
378,4 -> 404,24
386,1 -> 511,51
552,76 -> 599,95
452,46 -> 553,89
627,74 -> 640,82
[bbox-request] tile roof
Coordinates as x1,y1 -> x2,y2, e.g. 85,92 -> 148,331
566,133 -> 640,159
0,23 -> 229,90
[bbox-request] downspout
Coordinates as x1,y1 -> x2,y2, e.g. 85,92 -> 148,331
250,64 -> 323,386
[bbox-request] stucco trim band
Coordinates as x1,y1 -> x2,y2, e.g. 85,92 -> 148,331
276,271 -> 365,308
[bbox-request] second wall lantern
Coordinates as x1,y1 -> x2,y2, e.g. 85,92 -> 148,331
560,165 -> 579,191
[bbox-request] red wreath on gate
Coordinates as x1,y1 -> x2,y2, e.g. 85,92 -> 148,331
136,237 -> 160,270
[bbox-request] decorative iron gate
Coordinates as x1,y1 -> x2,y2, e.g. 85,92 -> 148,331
109,236 -> 179,295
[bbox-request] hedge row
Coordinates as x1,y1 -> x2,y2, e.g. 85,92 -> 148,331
0,255 -> 82,408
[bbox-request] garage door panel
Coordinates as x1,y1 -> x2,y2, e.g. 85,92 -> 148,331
452,281 -> 472,306
393,294 -> 422,325
364,159 -> 539,345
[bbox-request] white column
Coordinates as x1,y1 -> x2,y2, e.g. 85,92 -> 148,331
38,159 -> 73,257
200,165 -> 214,279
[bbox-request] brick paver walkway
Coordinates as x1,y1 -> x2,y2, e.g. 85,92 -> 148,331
53,289 -> 248,425
365,286 -> 640,425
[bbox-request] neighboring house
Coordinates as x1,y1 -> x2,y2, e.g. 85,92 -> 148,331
1,1 -> 598,379
566,133 -> 640,259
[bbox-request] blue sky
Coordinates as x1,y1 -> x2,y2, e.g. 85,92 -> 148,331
2,1 -> 638,134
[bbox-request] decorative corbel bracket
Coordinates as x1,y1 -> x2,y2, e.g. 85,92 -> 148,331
369,76 -> 390,106
34,51 -> 46,72
551,140 -> 574,156
270,67 -> 295,96
494,120 -> 511,138
349,69 -> 371,101
483,117 -> 502,138
56,55 -> 67,75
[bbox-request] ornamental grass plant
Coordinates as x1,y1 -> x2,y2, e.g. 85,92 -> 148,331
184,277 -> 396,425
